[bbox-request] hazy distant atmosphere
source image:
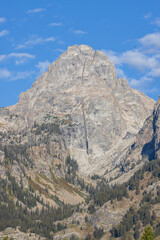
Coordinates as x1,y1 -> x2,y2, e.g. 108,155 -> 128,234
0,0 -> 160,107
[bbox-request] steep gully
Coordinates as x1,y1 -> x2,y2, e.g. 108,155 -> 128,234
80,52 -> 96,155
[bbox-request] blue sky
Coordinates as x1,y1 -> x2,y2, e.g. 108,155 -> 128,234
0,0 -> 160,107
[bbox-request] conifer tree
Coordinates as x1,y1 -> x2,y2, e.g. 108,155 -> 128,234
141,226 -> 154,240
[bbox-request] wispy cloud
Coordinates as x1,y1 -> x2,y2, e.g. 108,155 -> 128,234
149,67 -> 160,77
50,22 -> 62,26
74,30 -> 87,34
128,75 -> 158,95
129,76 -> 153,89
0,17 -> 6,23
116,68 -> 126,79
144,12 -> 152,19
10,71 -> 34,81
17,35 -> 55,49
9,53 -> 35,58
139,32 -> 160,48
0,55 -> 6,62
0,68 -> 11,79
53,48 -> 65,53
105,49 -> 160,77
121,50 -> 157,71
0,52 -> 35,64
9,52 -> 35,64
0,30 -> 9,37
104,42 -> 160,77
0,68 -> 34,81
36,60 -> 50,76
103,50 -> 120,65
27,8 -> 46,14
151,18 -> 160,27
45,37 -> 55,42
103,31 -> 160,93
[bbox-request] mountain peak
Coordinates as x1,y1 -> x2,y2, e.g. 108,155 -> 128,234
8,45 -> 155,175
67,44 -> 94,54
57,44 -> 111,67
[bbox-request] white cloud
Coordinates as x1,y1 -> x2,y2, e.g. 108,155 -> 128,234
9,53 -> 35,64
50,22 -> 62,26
139,32 -> 160,49
0,68 -> 11,78
129,76 -> 153,88
0,17 -> 6,23
17,37 -> 42,49
45,37 -> 55,42
129,78 -> 140,88
15,59 -> 26,65
27,8 -> 46,14
102,50 -> 121,65
74,30 -> 87,34
0,30 -> 9,37
36,60 -> 50,75
152,18 -> 160,27
0,69 -> 35,81
9,53 -> 35,59
149,68 -> 160,77
10,71 -> 34,81
103,49 -> 159,71
53,48 -> 65,53
144,12 -> 152,19
0,55 -> 6,62
0,52 -> 35,65
154,54 -> 160,59
128,76 -> 158,95
116,68 -> 126,79
103,31 -> 160,94
17,35 -> 55,49
121,50 -> 158,70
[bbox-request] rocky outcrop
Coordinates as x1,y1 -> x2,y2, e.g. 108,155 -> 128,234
0,107 -> 24,132
53,229 -> 82,240
8,45 -> 155,176
0,227 -> 46,240
0,150 -> 6,179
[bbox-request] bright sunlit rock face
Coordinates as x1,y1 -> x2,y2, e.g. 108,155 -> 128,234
7,45 -> 155,175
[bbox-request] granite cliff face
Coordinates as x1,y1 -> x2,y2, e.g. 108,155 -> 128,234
8,45 -> 155,176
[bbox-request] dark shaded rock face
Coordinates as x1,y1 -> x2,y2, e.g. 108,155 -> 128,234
141,97 -> 160,160
113,96 -> 160,184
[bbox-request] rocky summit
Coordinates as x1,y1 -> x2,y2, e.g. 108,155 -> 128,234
8,45 -> 154,176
